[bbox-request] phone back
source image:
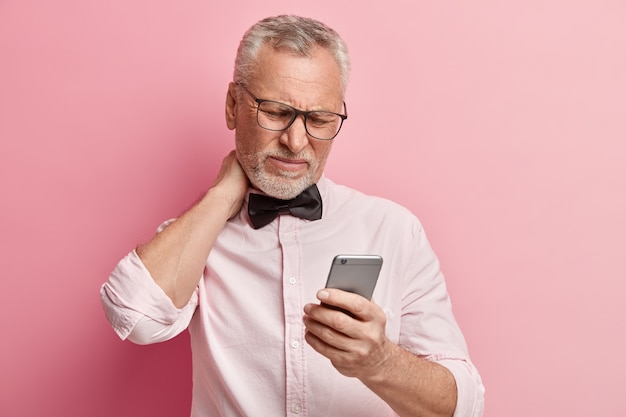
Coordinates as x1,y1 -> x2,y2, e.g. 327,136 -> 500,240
324,255 -> 383,300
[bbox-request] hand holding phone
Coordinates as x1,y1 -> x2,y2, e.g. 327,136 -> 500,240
323,255 -> 383,316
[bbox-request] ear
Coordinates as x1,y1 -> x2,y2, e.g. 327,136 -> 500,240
225,82 -> 238,131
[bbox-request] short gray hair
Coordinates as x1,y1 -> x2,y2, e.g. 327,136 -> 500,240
233,15 -> 351,94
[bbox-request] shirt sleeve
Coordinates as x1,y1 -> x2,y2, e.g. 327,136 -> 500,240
440,358 -> 485,417
398,220 -> 485,417
100,250 -> 198,343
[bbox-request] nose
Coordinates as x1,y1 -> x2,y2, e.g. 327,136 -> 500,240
279,114 -> 309,153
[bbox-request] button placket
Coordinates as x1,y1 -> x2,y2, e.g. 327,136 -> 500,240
279,216 -> 307,416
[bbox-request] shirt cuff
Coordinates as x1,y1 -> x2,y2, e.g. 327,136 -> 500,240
437,358 -> 485,417
100,250 -> 194,340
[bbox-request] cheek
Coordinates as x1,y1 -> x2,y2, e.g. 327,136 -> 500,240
234,116 -> 260,151
311,141 -> 333,172
234,126 -> 278,170
233,106 -> 262,149
314,141 -> 333,161
234,134 -> 258,172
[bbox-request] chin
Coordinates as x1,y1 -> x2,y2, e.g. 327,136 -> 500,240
251,171 -> 312,200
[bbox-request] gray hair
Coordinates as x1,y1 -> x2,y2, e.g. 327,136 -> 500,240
233,15 -> 351,94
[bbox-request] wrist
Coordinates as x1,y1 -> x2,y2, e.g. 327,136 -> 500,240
359,337 -> 399,385
203,186 -> 245,220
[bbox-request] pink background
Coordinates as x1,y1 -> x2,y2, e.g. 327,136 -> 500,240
1,1 -> 625,416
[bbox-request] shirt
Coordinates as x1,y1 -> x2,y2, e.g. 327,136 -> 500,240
100,176 -> 485,417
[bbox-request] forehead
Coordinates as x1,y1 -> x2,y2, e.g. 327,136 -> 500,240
250,44 -> 344,109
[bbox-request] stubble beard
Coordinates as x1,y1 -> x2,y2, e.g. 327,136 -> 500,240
243,149 -> 318,200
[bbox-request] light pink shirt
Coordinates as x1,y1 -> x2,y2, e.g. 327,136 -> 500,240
101,177 -> 484,417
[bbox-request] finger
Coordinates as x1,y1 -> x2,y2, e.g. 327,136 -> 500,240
317,289 -> 375,321
303,325 -> 378,379
304,329 -> 349,365
303,311 -> 355,351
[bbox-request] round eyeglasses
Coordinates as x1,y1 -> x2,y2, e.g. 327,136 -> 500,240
238,84 -> 348,140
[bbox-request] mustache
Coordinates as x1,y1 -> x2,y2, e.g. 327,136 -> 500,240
263,148 -> 313,164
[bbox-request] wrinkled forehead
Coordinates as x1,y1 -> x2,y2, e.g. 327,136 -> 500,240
250,45 -> 344,110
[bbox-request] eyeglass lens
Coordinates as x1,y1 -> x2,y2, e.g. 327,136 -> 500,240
257,101 -> 343,140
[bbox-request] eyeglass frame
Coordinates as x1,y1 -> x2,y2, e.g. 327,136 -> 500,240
236,84 -> 348,141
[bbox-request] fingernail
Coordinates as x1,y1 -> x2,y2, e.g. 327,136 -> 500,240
317,290 -> 329,300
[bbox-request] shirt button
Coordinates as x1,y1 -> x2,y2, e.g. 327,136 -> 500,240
289,277 -> 297,285
291,404 -> 301,414
291,340 -> 300,349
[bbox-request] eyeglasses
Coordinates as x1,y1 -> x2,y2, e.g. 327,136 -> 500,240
238,84 -> 348,140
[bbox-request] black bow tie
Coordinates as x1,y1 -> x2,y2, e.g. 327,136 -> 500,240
247,184 -> 323,229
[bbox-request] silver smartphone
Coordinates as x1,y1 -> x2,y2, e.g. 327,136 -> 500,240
324,255 -> 383,300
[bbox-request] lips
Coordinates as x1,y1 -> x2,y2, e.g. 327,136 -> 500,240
269,156 -> 308,172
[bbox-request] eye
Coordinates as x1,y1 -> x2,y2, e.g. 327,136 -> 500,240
260,102 -> 293,120
308,112 -> 338,126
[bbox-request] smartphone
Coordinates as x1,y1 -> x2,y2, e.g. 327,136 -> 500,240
324,255 -> 383,300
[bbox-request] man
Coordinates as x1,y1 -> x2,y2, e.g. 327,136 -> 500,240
101,15 -> 484,417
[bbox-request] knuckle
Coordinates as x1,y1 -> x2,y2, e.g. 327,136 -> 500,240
350,298 -> 367,315
319,325 -> 337,343
329,312 -> 350,330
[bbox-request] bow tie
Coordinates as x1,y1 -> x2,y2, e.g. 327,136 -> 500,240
247,184 -> 323,229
